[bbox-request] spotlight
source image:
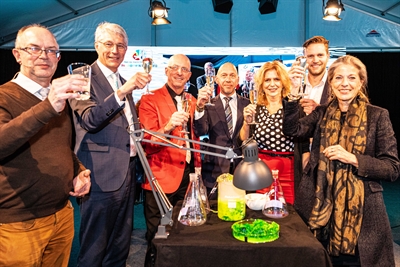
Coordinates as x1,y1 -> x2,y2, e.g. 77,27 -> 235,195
258,0 -> 278,15
323,0 -> 344,21
149,0 -> 171,25
212,0 -> 233,14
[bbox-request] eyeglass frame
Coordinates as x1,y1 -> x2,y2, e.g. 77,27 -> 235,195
167,65 -> 191,74
97,41 -> 127,51
18,46 -> 61,58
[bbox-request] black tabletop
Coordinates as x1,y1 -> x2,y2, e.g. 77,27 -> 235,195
152,200 -> 332,267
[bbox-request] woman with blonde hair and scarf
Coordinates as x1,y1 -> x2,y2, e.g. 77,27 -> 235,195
283,55 -> 399,267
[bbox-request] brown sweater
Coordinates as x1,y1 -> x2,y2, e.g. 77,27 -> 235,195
0,81 -> 85,223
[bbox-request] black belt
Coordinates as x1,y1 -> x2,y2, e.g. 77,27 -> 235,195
259,150 -> 294,158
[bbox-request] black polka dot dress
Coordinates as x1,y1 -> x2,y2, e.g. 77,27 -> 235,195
254,106 -> 294,152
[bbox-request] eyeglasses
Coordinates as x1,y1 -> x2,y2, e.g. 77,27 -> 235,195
168,65 -> 191,74
97,41 -> 127,51
18,47 -> 60,57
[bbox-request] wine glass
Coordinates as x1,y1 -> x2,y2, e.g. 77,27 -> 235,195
142,50 -> 153,95
289,55 -> 308,99
180,94 -> 191,134
248,86 -> 258,125
205,68 -> 215,106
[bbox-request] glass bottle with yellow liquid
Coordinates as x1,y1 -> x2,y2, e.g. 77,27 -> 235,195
217,173 -> 246,221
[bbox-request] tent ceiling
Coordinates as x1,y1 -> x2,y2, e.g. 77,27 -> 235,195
0,0 -> 127,45
342,0 -> 400,25
1,0 -> 400,47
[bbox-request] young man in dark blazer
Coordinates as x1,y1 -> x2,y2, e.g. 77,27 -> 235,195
289,36 -> 331,114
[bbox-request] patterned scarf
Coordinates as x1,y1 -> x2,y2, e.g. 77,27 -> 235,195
309,94 -> 368,256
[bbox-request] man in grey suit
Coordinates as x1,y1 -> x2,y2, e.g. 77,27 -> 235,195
194,62 -> 250,199
69,22 -> 151,267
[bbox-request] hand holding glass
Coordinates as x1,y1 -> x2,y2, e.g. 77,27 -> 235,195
67,62 -> 91,100
142,50 -> 153,95
289,56 -> 308,99
205,68 -> 215,106
180,95 -> 191,134
248,87 -> 258,125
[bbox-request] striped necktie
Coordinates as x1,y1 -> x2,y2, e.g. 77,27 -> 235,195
224,97 -> 233,137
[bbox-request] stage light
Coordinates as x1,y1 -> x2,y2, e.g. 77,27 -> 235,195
323,0 -> 344,21
258,0 -> 278,15
212,0 -> 233,14
149,0 -> 171,25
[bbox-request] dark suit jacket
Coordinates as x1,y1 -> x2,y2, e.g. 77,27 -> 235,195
193,94 -> 250,188
319,81 -> 330,104
196,74 -> 218,95
301,80 -> 330,105
196,75 -> 207,90
69,62 -> 135,192
283,99 -> 400,266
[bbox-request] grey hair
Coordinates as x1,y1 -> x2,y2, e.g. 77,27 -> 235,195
94,22 -> 128,45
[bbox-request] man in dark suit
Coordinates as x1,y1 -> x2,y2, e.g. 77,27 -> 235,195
194,62 -> 250,198
288,36 -> 331,114
69,22 -> 151,267
196,61 -> 218,96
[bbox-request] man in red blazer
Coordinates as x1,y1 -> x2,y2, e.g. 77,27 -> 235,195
139,54 -> 201,249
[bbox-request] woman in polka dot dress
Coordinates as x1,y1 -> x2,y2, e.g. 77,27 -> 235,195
239,61 -> 309,204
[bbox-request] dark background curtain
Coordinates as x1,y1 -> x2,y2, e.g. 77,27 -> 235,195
1,49 -> 399,152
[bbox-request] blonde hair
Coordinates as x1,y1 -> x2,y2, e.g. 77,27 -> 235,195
327,55 -> 369,102
255,61 -> 291,106
303,36 -> 329,54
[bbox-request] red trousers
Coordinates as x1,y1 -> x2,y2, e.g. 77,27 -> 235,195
256,150 -> 295,205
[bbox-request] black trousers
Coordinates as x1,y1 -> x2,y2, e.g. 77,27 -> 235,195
143,162 -> 193,267
77,159 -> 136,267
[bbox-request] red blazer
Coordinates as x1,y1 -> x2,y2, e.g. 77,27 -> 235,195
139,85 -> 201,193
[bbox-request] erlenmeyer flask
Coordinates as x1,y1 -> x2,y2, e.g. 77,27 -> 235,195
195,167 -> 210,213
178,173 -> 207,226
262,169 -> 289,219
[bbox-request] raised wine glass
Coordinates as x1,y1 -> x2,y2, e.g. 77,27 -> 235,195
180,93 -> 191,134
142,50 -> 153,95
289,55 -> 308,99
248,84 -> 259,125
205,68 -> 215,106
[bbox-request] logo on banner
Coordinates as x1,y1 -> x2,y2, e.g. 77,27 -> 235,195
366,30 -> 381,37
132,50 -> 141,60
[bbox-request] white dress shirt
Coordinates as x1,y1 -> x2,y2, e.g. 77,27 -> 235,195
11,72 -> 50,101
304,71 -> 328,104
97,60 -> 136,157
195,93 -> 238,134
